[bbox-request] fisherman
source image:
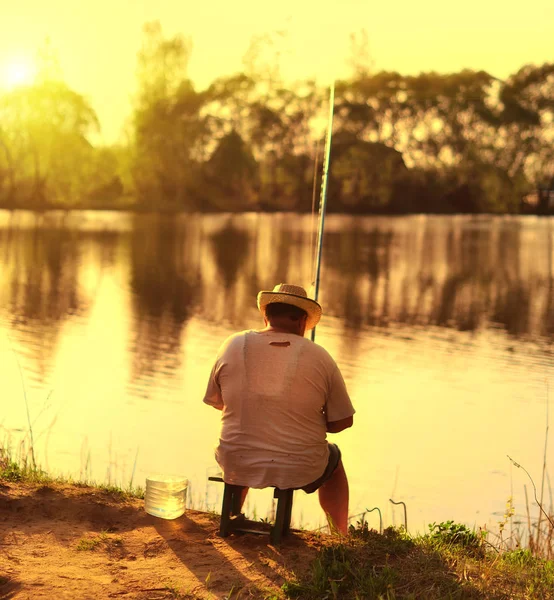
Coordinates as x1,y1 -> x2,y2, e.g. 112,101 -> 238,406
203,283 -> 355,534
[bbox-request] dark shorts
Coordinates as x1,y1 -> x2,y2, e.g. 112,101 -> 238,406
300,443 -> 342,494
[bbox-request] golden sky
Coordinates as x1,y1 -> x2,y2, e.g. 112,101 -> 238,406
1,0 -> 552,142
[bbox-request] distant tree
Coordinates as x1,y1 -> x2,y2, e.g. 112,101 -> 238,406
135,21 -> 192,105
35,37 -> 63,83
346,29 -> 374,79
250,83 -> 322,209
202,35 -> 323,211
496,63 -> 554,188
85,146 -> 125,208
132,22 -> 208,209
202,130 -> 259,211
331,134 -> 408,212
0,80 -> 99,206
335,71 -> 405,146
0,125 -> 17,203
202,73 -> 257,145
241,30 -> 289,99
259,150 -> 314,211
334,65 -> 554,213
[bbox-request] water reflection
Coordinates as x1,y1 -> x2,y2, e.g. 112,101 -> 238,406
207,218 -> 257,324
0,213 -> 553,387
93,230 -> 120,270
0,220 -> 88,383
128,215 -> 200,384
209,219 -> 251,291
318,217 -> 554,340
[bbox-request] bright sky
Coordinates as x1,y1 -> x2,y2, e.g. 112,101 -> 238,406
0,0 -> 552,143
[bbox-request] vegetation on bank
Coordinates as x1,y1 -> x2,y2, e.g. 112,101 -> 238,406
0,446 -> 145,501
2,448 -> 554,599
0,27 -> 552,216
283,522 -> 554,600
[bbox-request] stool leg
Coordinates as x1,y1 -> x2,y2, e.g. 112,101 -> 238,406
220,484 -> 247,537
271,489 -> 289,545
283,489 -> 294,535
220,484 -> 234,537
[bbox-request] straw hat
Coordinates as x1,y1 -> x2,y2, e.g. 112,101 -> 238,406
257,283 -> 322,330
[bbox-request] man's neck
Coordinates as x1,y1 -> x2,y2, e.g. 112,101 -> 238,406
261,325 -> 302,336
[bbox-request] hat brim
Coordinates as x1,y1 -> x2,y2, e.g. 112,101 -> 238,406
257,291 -> 322,331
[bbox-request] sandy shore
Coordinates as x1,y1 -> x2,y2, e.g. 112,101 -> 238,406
0,481 -> 321,599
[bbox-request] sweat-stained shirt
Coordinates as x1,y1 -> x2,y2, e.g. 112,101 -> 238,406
203,329 -> 355,490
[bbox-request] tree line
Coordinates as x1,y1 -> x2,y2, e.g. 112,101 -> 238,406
0,23 -> 552,214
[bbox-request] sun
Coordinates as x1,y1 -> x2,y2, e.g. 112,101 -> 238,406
1,57 -> 37,90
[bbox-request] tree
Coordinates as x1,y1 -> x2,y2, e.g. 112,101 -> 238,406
132,22 -> 208,209
135,21 -> 192,105
333,65 -> 554,213
347,29 -> 374,80
331,134 -> 408,212
202,37 -> 323,211
496,63 -> 554,187
202,130 -> 259,211
202,73 -> 257,145
85,146 -> 125,208
0,80 -> 99,206
242,30 -> 288,99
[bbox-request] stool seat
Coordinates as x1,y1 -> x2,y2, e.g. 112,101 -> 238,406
208,476 -> 294,545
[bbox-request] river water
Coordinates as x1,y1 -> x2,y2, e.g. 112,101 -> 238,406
0,210 -> 552,534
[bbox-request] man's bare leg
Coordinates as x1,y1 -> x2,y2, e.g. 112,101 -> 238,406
318,460 -> 349,534
239,487 -> 249,511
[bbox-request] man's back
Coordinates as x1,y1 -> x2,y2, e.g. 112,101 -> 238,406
204,330 -> 354,489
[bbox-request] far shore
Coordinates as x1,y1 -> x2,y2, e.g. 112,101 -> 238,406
0,204 -> 551,218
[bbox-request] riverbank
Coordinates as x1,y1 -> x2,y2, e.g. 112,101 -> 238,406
0,479 -> 321,599
1,475 -> 554,599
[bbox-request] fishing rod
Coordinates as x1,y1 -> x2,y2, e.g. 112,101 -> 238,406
311,81 -> 335,343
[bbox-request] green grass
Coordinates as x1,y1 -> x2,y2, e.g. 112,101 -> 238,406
0,450 -> 49,484
281,521 -> 554,600
76,531 -> 124,552
0,447 -> 144,499
163,581 -> 199,599
76,536 -> 105,552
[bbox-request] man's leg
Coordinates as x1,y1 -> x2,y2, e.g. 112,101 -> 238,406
317,459 -> 349,534
239,487 -> 249,511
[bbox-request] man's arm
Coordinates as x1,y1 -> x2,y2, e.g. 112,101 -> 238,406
326,415 -> 353,433
203,361 -> 224,410
324,364 -> 355,432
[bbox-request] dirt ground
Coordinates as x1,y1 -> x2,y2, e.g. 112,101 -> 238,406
0,481 -> 322,599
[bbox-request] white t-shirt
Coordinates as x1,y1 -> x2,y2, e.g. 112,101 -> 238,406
203,330 -> 355,489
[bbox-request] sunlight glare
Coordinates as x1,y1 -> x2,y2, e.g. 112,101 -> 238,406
2,58 -> 36,89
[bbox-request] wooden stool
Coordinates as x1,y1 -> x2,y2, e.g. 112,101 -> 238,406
208,476 -> 294,545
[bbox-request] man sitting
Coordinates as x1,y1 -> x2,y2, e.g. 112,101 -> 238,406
203,283 -> 355,534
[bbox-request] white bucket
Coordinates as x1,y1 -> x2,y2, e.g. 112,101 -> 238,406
145,475 -> 188,520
